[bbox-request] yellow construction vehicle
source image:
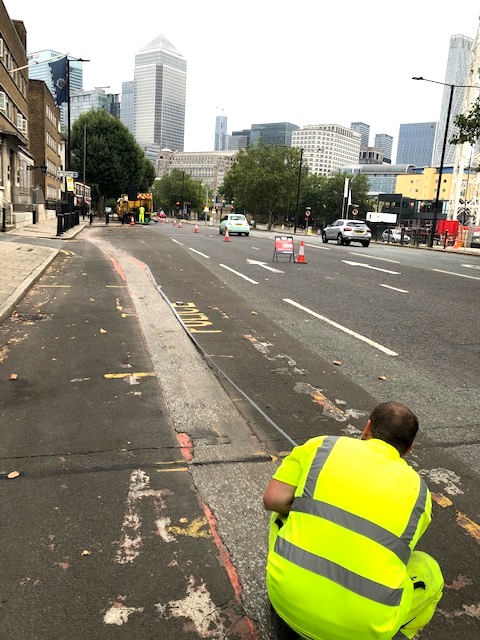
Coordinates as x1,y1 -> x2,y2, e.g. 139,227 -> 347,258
116,192 -> 153,224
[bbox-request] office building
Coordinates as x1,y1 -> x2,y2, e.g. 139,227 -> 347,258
120,80 -> 134,134
70,87 -> 120,126
227,129 -> 251,150
28,49 -> 83,131
250,122 -> 299,147
339,164 -> 416,197
292,125 -> 361,176
134,35 -> 187,152
374,133 -> 393,163
396,122 -> 437,166
433,34 -> 473,166
350,122 -> 370,148
214,114 -> 227,151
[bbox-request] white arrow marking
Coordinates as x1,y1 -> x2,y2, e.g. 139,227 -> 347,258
247,258 -> 284,273
461,263 -> 480,271
342,260 -> 400,274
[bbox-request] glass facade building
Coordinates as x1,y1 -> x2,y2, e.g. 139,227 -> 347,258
374,133 -> 393,163
396,122 -> 437,166
433,34 -> 473,167
350,122 -> 370,148
250,122 -> 299,147
134,35 -> 187,152
214,115 -> 228,150
120,80 -> 134,134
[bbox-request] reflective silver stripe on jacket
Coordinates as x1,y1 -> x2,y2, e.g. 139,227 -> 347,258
303,436 -> 339,498
292,497 -> 411,564
275,536 -> 404,607
400,479 -> 428,547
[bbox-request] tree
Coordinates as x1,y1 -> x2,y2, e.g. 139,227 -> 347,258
221,142 -> 300,229
70,110 -> 152,215
151,170 -> 204,214
451,98 -> 480,145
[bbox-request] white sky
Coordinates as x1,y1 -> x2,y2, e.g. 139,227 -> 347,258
5,0 -> 479,156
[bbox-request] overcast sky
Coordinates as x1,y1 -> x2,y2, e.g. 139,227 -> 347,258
6,0 -> 479,156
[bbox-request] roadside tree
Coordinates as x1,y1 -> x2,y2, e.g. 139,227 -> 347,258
151,170 -> 204,215
70,110 -> 153,215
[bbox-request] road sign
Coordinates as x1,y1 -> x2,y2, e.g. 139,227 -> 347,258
352,208 -> 358,216
58,170 -> 79,178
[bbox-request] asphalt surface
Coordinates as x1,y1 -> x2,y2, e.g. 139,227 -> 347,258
0,217 -> 479,639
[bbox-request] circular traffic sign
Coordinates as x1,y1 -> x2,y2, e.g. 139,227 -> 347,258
352,208 -> 358,216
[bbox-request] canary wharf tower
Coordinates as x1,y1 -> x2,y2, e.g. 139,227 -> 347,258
134,35 -> 186,152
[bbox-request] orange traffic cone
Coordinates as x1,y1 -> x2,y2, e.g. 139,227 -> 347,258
194,223 -> 199,233
296,240 -> 308,264
130,215 -> 135,225
173,218 -> 177,226
178,220 -> 182,229
453,229 -> 463,249
224,227 -> 231,242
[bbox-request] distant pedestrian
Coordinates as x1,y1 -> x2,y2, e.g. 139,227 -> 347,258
263,401 -> 443,640
139,205 -> 145,224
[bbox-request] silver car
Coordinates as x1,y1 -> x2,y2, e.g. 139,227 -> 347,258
381,228 -> 410,244
322,219 -> 372,247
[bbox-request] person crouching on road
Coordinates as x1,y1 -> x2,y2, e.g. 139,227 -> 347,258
263,401 -> 443,640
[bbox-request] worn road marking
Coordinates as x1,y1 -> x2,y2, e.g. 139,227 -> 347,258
104,372 -> 156,379
283,298 -> 398,356
173,301 -> 221,333
167,517 -> 211,538
349,251 -> 400,264
247,258 -> 284,273
114,469 -> 171,565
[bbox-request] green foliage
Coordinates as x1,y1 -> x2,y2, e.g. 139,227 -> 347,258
70,110 -> 151,201
151,170 -> 205,213
220,142 -> 301,228
451,98 -> 480,146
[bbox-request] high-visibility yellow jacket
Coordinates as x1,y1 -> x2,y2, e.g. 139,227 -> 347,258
267,435 -> 431,640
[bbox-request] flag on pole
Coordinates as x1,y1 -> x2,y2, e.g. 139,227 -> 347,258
49,56 -> 68,105
343,177 -> 349,198
348,189 -> 352,207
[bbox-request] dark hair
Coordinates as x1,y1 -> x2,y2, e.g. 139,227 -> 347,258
369,402 -> 419,455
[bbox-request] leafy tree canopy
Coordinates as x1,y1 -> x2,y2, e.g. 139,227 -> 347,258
151,169 -> 205,214
451,98 -> 480,146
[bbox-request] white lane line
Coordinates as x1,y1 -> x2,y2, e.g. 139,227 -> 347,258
189,248 -> 210,259
219,264 -> 259,284
461,263 -> 480,271
251,246 -> 261,251
283,298 -> 398,356
433,268 -> 480,280
342,260 -> 401,275
380,284 -> 409,293
349,251 -> 400,264
171,239 -> 183,245
305,243 -> 331,250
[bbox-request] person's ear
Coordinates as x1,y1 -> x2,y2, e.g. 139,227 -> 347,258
405,443 -> 414,456
361,419 -> 372,440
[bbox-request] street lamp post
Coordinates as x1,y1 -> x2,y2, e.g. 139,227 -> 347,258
294,148 -> 303,234
412,77 -> 456,248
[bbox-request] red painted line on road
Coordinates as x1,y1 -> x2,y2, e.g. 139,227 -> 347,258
203,502 -> 260,639
177,432 -> 193,461
108,256 -> 126,282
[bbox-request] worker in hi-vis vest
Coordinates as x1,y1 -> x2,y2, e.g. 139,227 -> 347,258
263,402 -> 443,640
139,204 -> 145,224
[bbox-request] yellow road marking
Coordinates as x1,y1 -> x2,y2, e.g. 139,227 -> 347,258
155,460 -> 186,466
121,313 -> 136,317
155,467 -> 188,473
432,493 -> 453,508
104,372 -> 156,379
41,285 -> 71,288
456,512 -> 480,544
167,516 -> 211,538
106,285 -> 127,288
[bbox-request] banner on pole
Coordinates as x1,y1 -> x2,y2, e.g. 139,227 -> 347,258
49,56 -> 68,105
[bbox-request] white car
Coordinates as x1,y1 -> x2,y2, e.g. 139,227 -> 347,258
322,219 -> 371,247
381,229 -> 410,244
219,213 -> 250,236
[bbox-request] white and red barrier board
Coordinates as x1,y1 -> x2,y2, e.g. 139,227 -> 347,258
273,235 -> 294,262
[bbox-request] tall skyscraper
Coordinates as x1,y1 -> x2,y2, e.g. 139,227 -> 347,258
374,133 -> 393,163
134,35 -> 187,152
214,114 -> 228,150
396,122 -> 437,166
120,80 -> 134,134
350,122 -> 370,148
433,34 -> 473,167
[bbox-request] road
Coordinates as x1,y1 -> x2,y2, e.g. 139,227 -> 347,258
1,220 -> 479,639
